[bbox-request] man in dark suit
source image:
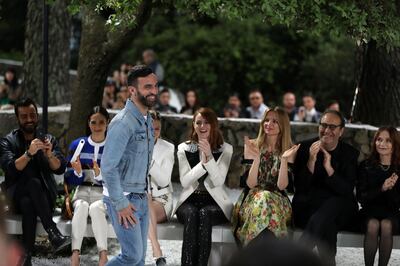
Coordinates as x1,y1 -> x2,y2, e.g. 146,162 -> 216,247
292,110 -> 359,266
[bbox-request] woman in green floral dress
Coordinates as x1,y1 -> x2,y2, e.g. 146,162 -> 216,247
232,107 -> 300,246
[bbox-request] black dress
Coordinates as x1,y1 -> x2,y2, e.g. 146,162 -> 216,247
357,160 -> 400,231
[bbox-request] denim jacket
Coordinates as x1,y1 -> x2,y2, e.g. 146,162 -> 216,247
102,100 -> 155,211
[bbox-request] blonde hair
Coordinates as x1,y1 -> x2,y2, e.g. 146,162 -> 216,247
256,107 -> 292,154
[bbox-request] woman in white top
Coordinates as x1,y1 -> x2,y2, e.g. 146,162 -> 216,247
148,110 -> 174,266
172,107 -> 233,266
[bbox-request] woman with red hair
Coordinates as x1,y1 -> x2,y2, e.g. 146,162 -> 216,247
172,107 -> 233,266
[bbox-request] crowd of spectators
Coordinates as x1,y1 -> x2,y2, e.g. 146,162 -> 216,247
101,49 -> 343,124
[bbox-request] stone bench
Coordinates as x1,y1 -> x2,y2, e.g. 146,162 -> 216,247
5,214 -> 237,266
6,213 -> 400,265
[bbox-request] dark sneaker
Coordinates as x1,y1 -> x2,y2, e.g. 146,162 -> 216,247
155,257 -> 167,266
46,226 -> 71,253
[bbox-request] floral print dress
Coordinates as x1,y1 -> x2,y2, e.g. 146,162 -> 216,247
232,150 -> 292,245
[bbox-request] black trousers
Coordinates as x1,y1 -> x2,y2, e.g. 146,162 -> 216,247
176,192 -> 228,266
293,196 -> 357,266
12,177 -> 56,253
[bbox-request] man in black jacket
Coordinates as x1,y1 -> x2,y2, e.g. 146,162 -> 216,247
292,110 -> 359,266
0,98 -> 70,265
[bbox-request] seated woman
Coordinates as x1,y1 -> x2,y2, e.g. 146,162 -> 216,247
357,126 -> 400,266
232,107 -> 299,246
147,111 -> 175,266
172,107 -> 233,266
65,106 -> 110,266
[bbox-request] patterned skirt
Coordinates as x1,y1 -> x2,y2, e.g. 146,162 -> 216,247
232,187 -> 292,246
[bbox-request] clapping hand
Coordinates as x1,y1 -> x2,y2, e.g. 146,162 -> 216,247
282,144 -> 301,163
382,173 -> 399,191
244,136 -> 259,160
199,139 -> 212,163
320,147 -> 334,176
309,141 -> 321,162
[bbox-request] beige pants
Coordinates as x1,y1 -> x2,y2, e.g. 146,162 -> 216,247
71,186 -> 107,252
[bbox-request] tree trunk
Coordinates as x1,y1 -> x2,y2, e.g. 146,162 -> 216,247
23,0 -> 70,106
353,41 -> 400,126
67,1 -> 153,143
48,0 -> 71,105
23,0 -> 42,102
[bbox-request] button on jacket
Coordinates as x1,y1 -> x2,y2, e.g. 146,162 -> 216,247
102,100 -> 155,211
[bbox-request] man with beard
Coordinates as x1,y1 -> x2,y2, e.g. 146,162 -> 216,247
102,65 -> 158,265
0,98 -> 70,266
291,110 -> 359,266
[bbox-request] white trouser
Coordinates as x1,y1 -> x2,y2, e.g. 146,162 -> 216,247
71,185 -> 108,252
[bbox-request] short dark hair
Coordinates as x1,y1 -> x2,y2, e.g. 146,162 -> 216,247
249,88 -> 262,94
302,91 -> 315,99
229,92 -> 241,98
86,106 -> 110,136
127,65 -> 154,88
160,87 -> 169,95
14,98 -> 38,117
320,109 -> 346,127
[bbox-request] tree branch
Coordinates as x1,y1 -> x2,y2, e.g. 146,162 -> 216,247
104,0 -> 153,58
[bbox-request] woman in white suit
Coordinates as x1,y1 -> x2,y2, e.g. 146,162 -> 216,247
172,107 -> 233,266
148,111 -> 174,266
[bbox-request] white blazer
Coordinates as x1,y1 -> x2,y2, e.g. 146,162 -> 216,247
172,142 -> 233,220
149,138 -> 175,197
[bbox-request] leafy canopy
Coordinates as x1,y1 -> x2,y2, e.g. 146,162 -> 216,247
68,0 -> 400,47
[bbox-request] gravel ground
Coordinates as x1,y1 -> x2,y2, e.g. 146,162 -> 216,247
31,239 -> 400,266
3,180 -> 400,265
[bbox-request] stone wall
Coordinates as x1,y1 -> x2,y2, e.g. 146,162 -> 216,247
0,108 -> 378,187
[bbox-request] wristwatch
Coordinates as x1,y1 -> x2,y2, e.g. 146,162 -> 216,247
24,150 -> 34,159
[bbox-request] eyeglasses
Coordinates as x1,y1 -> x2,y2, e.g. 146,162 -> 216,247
250,97 -> 260,100
319,123 -> 342,130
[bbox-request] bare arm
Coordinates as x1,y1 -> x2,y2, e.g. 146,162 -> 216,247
246,156 -> 260,189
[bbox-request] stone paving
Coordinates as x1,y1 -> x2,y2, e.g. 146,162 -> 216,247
31,239 -> 400,266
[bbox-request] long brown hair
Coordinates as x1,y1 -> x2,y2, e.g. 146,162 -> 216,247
256,107 -> 292,155
189,107 -> 224,151
369,126 -> 400,166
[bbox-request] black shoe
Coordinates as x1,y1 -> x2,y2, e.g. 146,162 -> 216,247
46,226 -> 71,253
155,257 -> 167,266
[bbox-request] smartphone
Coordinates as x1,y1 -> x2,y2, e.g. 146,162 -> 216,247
37,131 -> 47,142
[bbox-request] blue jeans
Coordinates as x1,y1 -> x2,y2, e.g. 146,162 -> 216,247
104,193 -> 149,266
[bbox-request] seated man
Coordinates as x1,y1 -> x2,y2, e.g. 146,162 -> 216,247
292,110 -> 359,265
0,98 -> 70,266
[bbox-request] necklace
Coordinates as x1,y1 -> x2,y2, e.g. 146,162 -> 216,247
379,164 -> 391,171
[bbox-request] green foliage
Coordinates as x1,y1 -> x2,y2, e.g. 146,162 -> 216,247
0,0 -> 27,53
178,0 -> 400,48
116,10 -> 356,115
69,0 -> 142,28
